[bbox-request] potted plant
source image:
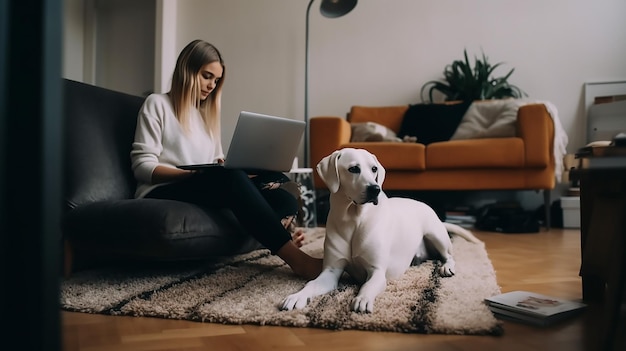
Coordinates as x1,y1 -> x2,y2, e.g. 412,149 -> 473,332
420,49 -> 526,103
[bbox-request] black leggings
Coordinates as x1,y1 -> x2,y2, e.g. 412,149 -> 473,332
144,167 -> 297,253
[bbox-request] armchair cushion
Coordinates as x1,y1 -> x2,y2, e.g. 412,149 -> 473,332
63,199 -> 260,260
63,78 -> 141,208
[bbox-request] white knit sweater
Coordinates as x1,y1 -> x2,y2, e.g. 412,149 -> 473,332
131,93 -> 223,198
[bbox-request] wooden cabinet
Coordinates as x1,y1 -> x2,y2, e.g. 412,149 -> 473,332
573,155 -> 626,351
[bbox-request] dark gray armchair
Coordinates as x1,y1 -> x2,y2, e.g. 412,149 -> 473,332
62,79 -> 261,274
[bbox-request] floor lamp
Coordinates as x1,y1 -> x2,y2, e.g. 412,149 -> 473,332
304,0 -> 357,168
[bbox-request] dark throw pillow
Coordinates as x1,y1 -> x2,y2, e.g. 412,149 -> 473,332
397,101 -> 472,145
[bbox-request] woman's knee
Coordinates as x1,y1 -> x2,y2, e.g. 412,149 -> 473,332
262,187 -> 299,219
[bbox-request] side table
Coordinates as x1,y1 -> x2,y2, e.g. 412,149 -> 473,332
287,168 -> 317,228
572,152 -> 626,351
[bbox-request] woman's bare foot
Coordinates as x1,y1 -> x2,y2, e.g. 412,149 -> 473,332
276,240 -> 323,280
292,254 -> 323,280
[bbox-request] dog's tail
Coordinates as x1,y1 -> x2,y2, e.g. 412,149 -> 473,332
443,222 -> 481,243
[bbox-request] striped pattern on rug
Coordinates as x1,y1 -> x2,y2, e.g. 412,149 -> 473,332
61,227 -> 503,335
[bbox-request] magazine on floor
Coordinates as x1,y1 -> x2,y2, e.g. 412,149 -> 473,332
484,290 -> 586,326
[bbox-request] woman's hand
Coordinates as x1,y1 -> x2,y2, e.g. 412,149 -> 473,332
151,165 -> 196,184
262,182 -> 281,190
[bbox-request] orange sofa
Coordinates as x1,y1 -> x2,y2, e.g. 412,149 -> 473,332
309,103 -> 557,226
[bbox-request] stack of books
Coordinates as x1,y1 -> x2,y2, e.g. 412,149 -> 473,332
567,186 -> 580,197
484,291 -> 587,327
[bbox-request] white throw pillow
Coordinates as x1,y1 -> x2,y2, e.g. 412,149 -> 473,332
450,99 -> 521,140
351,122 -> 403,142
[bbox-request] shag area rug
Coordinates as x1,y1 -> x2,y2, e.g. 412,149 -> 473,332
61,228 -> 503,335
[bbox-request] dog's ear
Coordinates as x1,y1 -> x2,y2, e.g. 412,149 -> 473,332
317,150 -> 341,193
372,153 -> 386,186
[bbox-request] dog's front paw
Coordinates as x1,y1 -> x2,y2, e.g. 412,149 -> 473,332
351,295 -> 374,313
439,261 -> 456,277
280,292 -> 311,311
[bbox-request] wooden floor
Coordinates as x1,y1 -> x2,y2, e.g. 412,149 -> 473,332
61,228 -> 623,351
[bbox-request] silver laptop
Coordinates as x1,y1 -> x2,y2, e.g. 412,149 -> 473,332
178,111 -> 304,172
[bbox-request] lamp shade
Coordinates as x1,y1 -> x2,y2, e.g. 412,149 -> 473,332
320,0 -> 357,18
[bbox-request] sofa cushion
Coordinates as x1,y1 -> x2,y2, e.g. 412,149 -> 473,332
350,122 -> 402,142
426,138 -> 525,169
341,142 -> 426,170
348,105 -> 409,132
63,198 -> 262,260
450,99 -> 520,140
397,101 -> 472,145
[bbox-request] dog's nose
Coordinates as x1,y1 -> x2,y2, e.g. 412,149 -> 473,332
366,184 -> 381,204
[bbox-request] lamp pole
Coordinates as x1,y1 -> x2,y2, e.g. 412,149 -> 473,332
303,0 -> 357,168
304,0 -> 314,169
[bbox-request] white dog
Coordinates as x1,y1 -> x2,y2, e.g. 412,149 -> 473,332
281,148 -> 480,313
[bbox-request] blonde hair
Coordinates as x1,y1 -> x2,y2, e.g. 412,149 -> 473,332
169,40 -> 225,141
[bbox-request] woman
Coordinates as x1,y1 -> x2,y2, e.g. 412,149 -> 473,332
131,39 -> 322,279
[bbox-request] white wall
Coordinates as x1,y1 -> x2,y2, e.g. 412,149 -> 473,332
175,0 -> 304,150
93,0 -> 155,96
64,0 -> 626,163
174,0 -> 626,160
61,0 -> 626,211
155,0 -> 177,94
63,0 -> 155,96
62,0 -> 84,81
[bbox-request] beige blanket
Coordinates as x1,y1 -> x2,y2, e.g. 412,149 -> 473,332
451,99 -> 568,182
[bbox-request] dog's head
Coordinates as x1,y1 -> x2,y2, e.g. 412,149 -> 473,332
316,148 -> 386,205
